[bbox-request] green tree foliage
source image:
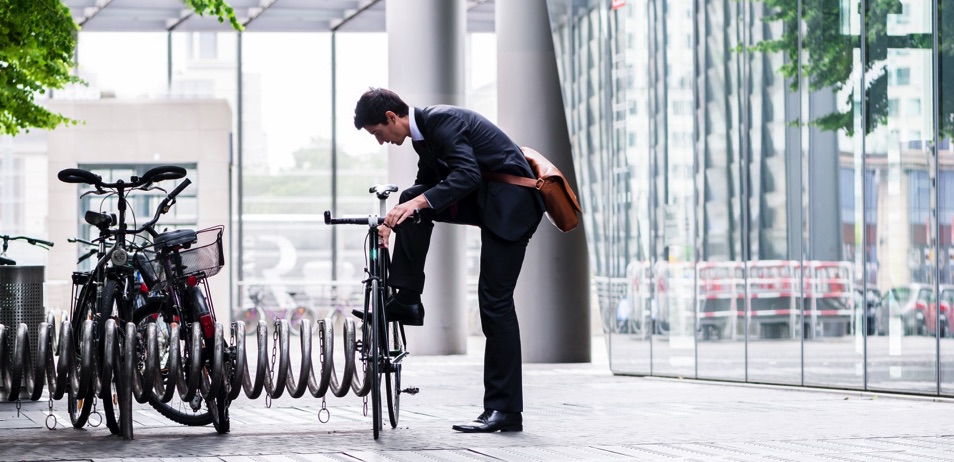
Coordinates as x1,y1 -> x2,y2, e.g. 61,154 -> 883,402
0,0 -> 241,136
752,0 -> 953,139
185,0 -> 244,32
0,0 -> 81,135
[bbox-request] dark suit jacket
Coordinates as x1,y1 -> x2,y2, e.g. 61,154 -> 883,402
412,106 -> 544,242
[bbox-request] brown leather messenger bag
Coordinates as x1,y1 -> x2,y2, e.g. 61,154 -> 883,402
482,147 -> 583,233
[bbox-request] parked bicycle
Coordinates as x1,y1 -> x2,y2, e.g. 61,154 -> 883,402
0,234 -> 54,265
57,165 -> 230,437
235,284 -> 318,337
324,184 -> 418,439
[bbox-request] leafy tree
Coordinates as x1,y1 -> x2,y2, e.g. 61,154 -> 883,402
0,0 -> 241,136
751,0 -> 952,139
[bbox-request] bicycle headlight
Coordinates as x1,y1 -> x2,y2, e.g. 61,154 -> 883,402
111,248 -> 128,266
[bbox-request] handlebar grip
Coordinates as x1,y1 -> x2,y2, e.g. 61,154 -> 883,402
30,238 -> 54,247
57,168 -> 102,185
167,178 -> 192,200
324,211 -> 332,224
141,165 -> 187,184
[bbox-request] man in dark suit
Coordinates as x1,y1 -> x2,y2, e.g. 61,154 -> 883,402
354,88 -> 544,433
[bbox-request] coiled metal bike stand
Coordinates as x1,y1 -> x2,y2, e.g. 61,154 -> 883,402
0,316 -> 375,439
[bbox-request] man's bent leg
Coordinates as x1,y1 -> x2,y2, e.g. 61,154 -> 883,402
477,228 -> 530,413
388,186 -> 434,294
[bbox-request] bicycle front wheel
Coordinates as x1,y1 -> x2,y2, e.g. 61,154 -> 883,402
68,284 -> 97,429
385,321 -> 402,428
370,280 -> 383,440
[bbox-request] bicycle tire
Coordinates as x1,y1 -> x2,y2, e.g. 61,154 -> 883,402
385,321 -> 401,428
370,280 -> 382,440
68,286 -> 97,428
99,282 -> 131,437
133,299 -> 213,427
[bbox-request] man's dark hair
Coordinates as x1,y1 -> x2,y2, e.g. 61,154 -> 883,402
353,88 -> 409,129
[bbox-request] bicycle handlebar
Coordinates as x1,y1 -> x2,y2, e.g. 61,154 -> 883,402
0,235 -> 54,251
57,168 -> 102,185
167,178 -> 192,201
140,165 -> 187,184
57,165 -> 186,190
128,178 -> 192,237
323,209 -> 420,227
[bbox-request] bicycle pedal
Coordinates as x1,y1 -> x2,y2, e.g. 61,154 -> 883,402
401,387 -> 419,395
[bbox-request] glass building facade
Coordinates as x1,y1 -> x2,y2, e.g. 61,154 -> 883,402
547,0 -> 954,394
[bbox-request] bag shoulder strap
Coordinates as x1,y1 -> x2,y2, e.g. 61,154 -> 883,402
482,171 -> 539,189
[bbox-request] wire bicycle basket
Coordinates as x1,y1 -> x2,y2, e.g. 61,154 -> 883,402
140,225 -> 225,284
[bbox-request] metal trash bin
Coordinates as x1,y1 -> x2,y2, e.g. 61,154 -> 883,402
0,266 -> 45,372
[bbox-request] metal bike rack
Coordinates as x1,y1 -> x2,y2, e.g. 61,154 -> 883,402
0,316 -> 377,437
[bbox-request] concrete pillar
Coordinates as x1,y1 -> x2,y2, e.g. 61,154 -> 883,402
386,0 -> 467,355
497,0 -> 592,362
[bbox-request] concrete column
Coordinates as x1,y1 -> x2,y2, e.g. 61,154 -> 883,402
497,0 -> 592,362
386,0 -> 467,355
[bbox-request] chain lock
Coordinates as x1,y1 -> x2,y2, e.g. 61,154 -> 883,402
318,397 -> 330,423
45,397 -> 57,430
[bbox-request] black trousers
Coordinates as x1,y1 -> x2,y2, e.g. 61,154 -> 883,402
389,186 -> 532,413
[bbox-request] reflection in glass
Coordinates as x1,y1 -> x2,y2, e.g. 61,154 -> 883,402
695,0 -> 746,382
864,0 -> 937,394
548,0 -> 946,396
941,0 -> 954,395
796,0 -> 865,389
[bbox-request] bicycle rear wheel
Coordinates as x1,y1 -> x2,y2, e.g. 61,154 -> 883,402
385,321 -> 402,428
133,302 -> 213,427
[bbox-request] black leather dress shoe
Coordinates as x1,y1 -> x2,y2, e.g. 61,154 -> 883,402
452,410 -> 522,433
352,297 -> 425,326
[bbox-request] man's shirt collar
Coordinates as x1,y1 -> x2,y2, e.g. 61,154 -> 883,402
409,107 -> 424,141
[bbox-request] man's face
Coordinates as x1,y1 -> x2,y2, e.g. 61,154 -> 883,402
363,111 -> 406,146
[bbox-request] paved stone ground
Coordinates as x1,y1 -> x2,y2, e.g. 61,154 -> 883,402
3,336 -> 954,461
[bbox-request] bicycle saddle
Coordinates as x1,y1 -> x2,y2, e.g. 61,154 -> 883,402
370,184 -> 399,200
154,229 -> 197,250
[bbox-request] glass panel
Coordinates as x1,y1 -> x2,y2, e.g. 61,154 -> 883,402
799,0 -> 865,388
651,0 -> 697,378
611,1 -> 653,373
937,0 -> 954,395
238,33 -> 333,318
548,0 -> 653,373
744,0 -> 807,385
864,0 -> 937,394
332,32 -> 389,311
695,0 -> 747,381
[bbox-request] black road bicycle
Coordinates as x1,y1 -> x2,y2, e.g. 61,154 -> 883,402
58,165 -> 229,437
324,184 -> 418,439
